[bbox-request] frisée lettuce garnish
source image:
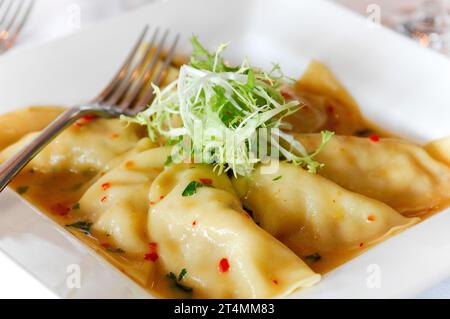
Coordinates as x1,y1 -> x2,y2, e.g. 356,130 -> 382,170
121,36 -> 333,176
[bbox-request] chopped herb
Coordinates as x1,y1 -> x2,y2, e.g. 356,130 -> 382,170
106,247 -> 125,254
66,221 -> 92,234
17,186 -> 29,194
167,269 -> 193,293
178,268 -> 188,281
182,181 -> 202,196
72,203 -> 80,210
305,253 -> 322,262
272,175 -> 282,181
182,179 -> 214,197
354,128 -> 373,137
164,156 -> 173,166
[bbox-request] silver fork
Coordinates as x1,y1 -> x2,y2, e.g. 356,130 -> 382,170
0,0 -> 34,54
0,25 -> 180,192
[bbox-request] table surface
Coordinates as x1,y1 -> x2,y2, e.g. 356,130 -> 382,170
0,0 -> 449,299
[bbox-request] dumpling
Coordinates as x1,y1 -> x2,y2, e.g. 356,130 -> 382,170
148,164 -> 320,299
295,134 -> 450,214
425,136 -> 450,167
79,146 -> 173,255
232,161 -> 419,256
0,106 -> 64,151
283,61 -> 367,135
0,118 -> 144,174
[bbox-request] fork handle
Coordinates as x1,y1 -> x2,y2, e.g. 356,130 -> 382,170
0,106 -> 84,193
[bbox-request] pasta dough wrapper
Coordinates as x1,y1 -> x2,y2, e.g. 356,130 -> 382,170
425,136 -> 450,167
285,61 -> 366,135
295,134 -> 450,213
148,164 -> 320,299
0,106 -> 64,151
79,146 -> 173,254
0,119 -> 143,174
233,162 -> 419,255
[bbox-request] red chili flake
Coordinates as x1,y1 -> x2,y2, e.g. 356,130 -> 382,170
326,105 -> 334,113
281,90 -> 293,100
367,215 -> 376,222
100,171 -> 106,177
218,258 -> 230,273
110,133 -> 120,139
101,243 -> 112,249
359,242 -> 364,248
272,279 -> 279,285
149,201 -> 156,206
369,134 -> 380,142
144,252 -> 158,262
50,203 -> 70,216
159,195 -> 165,200
100,195 -> 108,203
101,182 -> 110,191
192,220 -> 197,227
200,178 -> 213,186
144,242 -> 159,262
125,161 -> 134,169
73,114 -> 98,127
148,242 -> 157,251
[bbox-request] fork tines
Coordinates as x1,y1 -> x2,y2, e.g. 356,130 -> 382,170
96,25 -> 180,112
0,0 -> 34,53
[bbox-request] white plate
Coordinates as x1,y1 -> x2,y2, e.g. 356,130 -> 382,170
0,0 -> 449,299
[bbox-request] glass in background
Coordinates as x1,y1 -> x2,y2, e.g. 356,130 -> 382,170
335,0 -> 450,56
395,0 -> 450,55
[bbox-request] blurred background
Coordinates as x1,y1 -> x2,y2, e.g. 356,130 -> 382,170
337,0 -> 450,55
7,0 -> 450,57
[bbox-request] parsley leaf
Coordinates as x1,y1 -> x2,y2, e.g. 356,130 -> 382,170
167,268 -> 193,293
305,253 -> 322,263
182,179 -> 216,196
178,268 -> 188,281
17,186 -> 29,194
106,247 -> 125,254
72,203 -> 80,210
182,181 -> 203,196
164,156 -> 173,166
66,221 -> 92,234
272,175 -> 282,181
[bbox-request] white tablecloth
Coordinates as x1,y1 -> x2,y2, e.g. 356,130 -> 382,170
1,0 -> 448,299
